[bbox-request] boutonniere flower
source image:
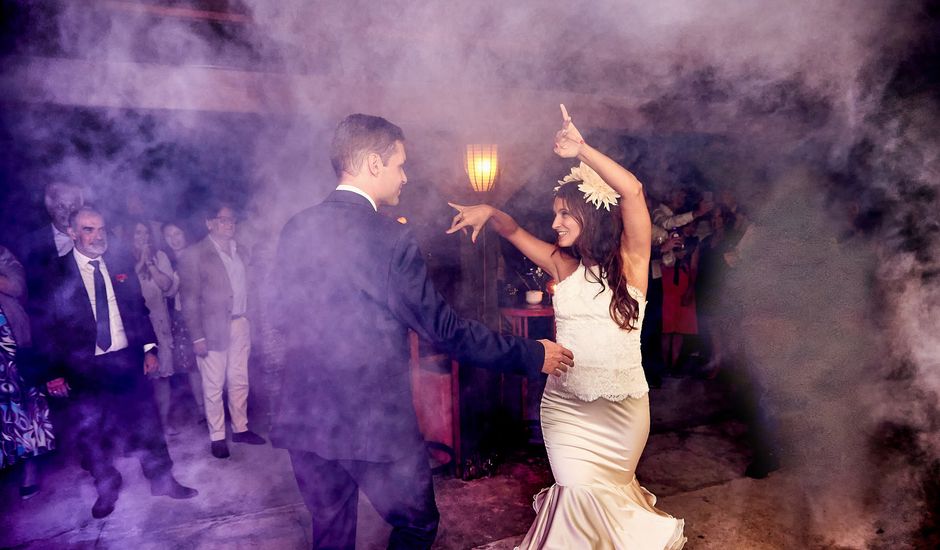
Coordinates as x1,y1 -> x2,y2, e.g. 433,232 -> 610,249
115,273 -> 128,283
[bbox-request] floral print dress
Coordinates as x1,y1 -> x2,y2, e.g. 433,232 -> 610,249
0,302 -> 55,467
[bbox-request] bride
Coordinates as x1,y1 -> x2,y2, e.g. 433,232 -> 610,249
448,105 -> 686,549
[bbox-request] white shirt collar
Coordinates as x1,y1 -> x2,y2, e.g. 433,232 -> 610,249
51,223 -> 69,238
208,234 -> 236,255
335,184 -> 378,212
52,224 -> 74,256
73,247 -> 104,270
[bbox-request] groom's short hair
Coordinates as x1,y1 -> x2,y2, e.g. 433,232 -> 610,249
330,114 -> 405,178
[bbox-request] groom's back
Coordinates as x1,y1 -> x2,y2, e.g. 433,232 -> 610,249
270,190 -> 424,461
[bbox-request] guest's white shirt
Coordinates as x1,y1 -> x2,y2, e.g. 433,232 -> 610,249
208,235 -> 248,317
651,204 -> 694,231
335,184 -> 378,212
52,224 -> 74,257
73,249 -> 130,355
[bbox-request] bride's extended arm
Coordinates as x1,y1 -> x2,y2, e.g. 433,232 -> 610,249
446,202 -> 572,281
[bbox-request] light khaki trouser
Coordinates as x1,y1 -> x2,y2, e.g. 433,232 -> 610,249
197,317 -> 251,441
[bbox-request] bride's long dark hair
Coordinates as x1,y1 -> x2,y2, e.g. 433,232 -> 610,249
554,181 -> 641,331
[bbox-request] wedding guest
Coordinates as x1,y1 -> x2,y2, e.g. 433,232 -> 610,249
179,202 -> 265,459
660,223 -> 699,373
162,222 -> 204,422
693,207 -> 738,377
0,245 -> 55,499
18,182 -> 85,297
28,206 -> 196,518
652,187 -> 713,232
131,221 -> 179,434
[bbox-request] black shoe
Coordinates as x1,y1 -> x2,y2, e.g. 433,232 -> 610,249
150,475 -> 198,499
745,452 -> 781,479
92,489 -> 120,519
91,475 -> 122,519
231,430 -> 266,445
211,440 -> 230,459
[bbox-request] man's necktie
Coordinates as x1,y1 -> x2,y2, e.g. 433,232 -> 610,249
89,260 -> 112,351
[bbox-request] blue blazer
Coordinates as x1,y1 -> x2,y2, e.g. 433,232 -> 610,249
270,190 -> 544,461
27,250 -> 156,392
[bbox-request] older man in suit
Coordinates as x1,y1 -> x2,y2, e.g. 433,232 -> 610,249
179,201 -> 265,459
29,205 -> 196,519
17,182 -> 85,293
272,114 -> 575,549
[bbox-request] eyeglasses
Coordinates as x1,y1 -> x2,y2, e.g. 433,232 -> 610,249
214,216 -> 238,225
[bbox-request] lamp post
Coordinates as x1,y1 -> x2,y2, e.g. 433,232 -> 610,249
464,144 -> 499,326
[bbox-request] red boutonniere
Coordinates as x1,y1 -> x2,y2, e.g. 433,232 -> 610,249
115,273 -> 128,283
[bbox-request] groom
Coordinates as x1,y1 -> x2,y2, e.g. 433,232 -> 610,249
271,113 -> 574,549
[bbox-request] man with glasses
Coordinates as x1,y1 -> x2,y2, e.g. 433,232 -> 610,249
179,201 -> 265,458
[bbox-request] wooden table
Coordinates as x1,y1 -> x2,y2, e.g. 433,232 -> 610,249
499,305 -> 555,339
499,305 -> 555,422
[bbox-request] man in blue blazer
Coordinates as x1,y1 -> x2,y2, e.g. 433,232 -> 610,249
271,114 -> 574,549
28,205 -> 197,519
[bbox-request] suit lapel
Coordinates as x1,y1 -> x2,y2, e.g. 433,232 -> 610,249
59,253 -> 96,345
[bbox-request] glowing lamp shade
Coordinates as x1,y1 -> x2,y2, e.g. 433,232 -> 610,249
465,144 -> 499,193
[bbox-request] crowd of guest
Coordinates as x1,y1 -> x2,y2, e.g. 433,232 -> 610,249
0,182 -> 265,518
642,186 -> 750,387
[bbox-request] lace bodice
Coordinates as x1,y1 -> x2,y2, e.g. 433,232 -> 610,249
548,263 -> 649,402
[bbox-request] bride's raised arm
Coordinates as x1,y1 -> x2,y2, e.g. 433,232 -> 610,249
553,104 -> 652,266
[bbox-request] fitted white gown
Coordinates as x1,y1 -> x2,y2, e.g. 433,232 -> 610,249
517,264 -> 686,550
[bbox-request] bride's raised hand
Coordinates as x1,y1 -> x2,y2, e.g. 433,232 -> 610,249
446,202 -> 494,243
553,103 -> 585,159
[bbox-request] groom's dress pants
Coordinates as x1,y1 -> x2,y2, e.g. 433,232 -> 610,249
288,447 -> 439,550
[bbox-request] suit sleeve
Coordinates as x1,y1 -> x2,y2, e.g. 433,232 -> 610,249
23,271 -> 68,386
652,206 -> 694,230
387,230 -> 544,376
178,247 -> 205,343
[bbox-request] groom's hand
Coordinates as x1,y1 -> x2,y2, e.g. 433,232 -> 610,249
538,339 -> 574,377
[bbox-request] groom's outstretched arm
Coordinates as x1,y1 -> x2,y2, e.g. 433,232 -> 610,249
387,230 -> 572,377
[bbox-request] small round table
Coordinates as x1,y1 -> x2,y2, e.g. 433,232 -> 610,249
499,305 -> 555,339
499,305 -> 555,424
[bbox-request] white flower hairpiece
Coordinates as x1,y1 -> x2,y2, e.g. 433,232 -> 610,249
554,162 -> 620,211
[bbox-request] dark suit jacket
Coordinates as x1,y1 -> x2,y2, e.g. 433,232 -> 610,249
270,190 -> 544,462
27,249 -> 157,392
16,224 -> 60,300
178,236 -> 251,351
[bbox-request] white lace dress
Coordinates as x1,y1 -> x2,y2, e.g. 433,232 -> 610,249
517,264 -> 686,550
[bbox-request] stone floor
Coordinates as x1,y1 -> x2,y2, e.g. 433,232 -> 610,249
0,373 -> 887,549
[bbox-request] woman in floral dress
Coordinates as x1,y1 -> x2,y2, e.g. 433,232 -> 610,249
0,245 -> 54,499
